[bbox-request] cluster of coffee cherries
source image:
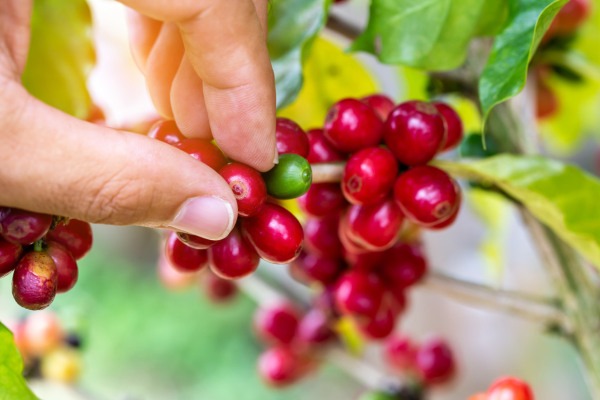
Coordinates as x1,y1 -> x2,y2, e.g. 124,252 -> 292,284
469,376 -> 534,400
0,208 -> 93,310
7,311 -> 83,383
148,119 -> 311,285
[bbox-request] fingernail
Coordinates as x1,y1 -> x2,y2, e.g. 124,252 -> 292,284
273,150 -> 279,164
170,196 -> 234,241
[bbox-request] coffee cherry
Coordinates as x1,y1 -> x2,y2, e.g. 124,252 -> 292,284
12,251 -> 58,310
220,162 -> 267,217
275,118 -> 309,157
176,138 -> 227,171
394,166 -> 460,227
1,209 -> 52,245
429,194 -> 461,230
361,94 -> 395,121
304,214 -> 343,259
343,249 -> 384,272
384,334 -> 418,371
263,153 -> 312,200
433,102 -> 463,151
298,183 -> 346,217
297,308 -> 334,346
257,347 -> 302,387
290,252 -> 343,286
165,231 -> 208,273
380,243 -> 427,289
46,241 -> 79,293
358,300 -> 397,340
345,198 -> 404,251
0,237 -> 22,277
47,219 -> 93,260
306,128 -> 345,163
384,101 -> 446,165
157,254 -> 198,291
338,214 -> 372,255
415,338 -> 456,385
324,98 -> 384,153
254,303 -> 300,345
147,120 -> 185,145
22,311 -> 63,356
546,0 -> 591,37
335,271 -> 385,319
176,232 -> 216,250
208,226 -> 259,279
242,203 -> 304,264
203,272 -> 237,303
487,377 -> 534,400
342,147 -> 398,205
536,81 -> 558,120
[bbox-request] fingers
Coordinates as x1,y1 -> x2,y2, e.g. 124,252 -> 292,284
0,80 -> 237,241
0,0 -> 33,76
126,10 -> 162,73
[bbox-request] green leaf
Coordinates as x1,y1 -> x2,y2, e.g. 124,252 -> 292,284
22,0 -> 95,119
351,0 -> 508,70
268,0 -> 330,109
436,155 -> 600,267
479,0 -> 567,118
0,323 -> 38,400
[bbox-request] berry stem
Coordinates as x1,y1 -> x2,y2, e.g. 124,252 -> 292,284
310,162 -> 345,184
33,239 -> 44,252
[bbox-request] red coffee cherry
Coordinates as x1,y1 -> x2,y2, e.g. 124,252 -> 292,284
202,272 -> 238,303
208,226 -> 259,279
383,101 -> 446,165
297,308 -> 335,347
304,214 -> 343,259
306,128 -> 345,163
12,251 -> 58,310
275,118 -> 309,157
0,237 -> 23,278
324,98 -> 384,153
380,243 -> 428,290
361,94 -> 395,121
165,231 -> 208,273
394,166 -> 460,227
334,271 -> 385,320
290,252 -> 344,286
1,209 -> 52,245
147,120 -> 186,145
46,241 -> 79,294
298,183 -> 346,217
415,338 -> 456,385
546,0 -> 591,37
47,219 -> 93,260
343,249 -> 384,272
433,102 -> 464,151
254,303 -> 300,346
487,376 -> 534,400
384,334 -> 418,372
220,162 -> 267,217
257,347 -> 303,387
357,299 -> 397,340
345,198 -> 404,251
342,147 -> 398,205
176,138 -> 227,171
176,232 -> 216,250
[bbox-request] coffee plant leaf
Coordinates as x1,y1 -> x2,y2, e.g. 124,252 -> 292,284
0,323 -> 38,400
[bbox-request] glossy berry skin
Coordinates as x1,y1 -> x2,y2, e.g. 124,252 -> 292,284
415,338 -> 456,385
342,147 -> 398,205
304,215 -> 343,259
165,231 -> 208,273
429,193 -> 461,230
208,226 -> 259,279
384,335 -> 418,371
254,304 -> 300,345
380,243 -> 427,289
12,251 -> 58,310
176,232 -> 216,250
1,209 -> 52,245
335,271 -> 386,319
241,203 -> 304,264
361,94 -> 395,121
433,102 -> 464,151
147,120 -> 186,145
338,214 -> 372,255
358,300 -> 397,340
176,138 -> 227,171
258,347 -> 302,387
394,166 -> 460,227
324,98 -> 384,153
47,219 -> 93,260
297,308 -> 334,346
384,101 -> 446,165
275,118 -> 309,158
0,238 -> 22,277
46,241 -> 78,293
306,129 -> 345,163
487,377 -> 534,400
290,252 -> 343,286
203,272 -> 237,303
298,183 -> 346,217
219,162 -> 267,217
343,249 -> 384,272
345,199 -> 404,251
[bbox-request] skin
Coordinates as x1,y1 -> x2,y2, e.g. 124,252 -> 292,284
0,0 -> 276,232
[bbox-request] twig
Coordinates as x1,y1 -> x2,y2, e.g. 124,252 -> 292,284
312,162 -> 344,184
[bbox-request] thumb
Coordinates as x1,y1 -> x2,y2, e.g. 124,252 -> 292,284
0,81 -> 237,241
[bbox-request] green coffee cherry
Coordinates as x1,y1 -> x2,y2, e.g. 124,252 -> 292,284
263,153 -> 312,199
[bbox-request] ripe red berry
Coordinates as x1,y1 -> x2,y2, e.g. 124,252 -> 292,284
379,243 -> 428,289
433,102 -> 464,151
275,118 -> 309,158
12,251 -> 58,310
384,335 -> 418,371
357,299 -> 397,340
0,237 -> 22,277
257,347 -> 303,387
219,162 -> 267,217
361,94 -> 395,121
176,138 -> 227,171
383,101 -> 446,165
242,203 -> 304,264
46,241 -> 78,293
297,308 -> 334,346
304,215 -> 343,259
147,120 -> 186,145
157,254 -> 198,291
487,377 -> 534,400
298,183 -> 346,217
306,129 -> 346,163
342,147 -> 398,205
394,166 -> 460,227
324,98 -> 384,153
415,338 -> 456,385
202,272 -> 238,303
1,209 -> 52,245
165,231 -> 208,273
208,226 -> 259,279
338,214 -> 372,255
429,194 -> 461,230
254,303 -> 300,345
290,252 -> 343,286
343,249 -> 384,272
176,232 -> 216,250
47,219 -> 93,260
345,199 -> 404,251
335,271 -> 385,319
547,0 -> 591,37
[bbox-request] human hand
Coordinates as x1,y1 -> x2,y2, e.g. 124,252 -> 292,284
0,0 -> 276,241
